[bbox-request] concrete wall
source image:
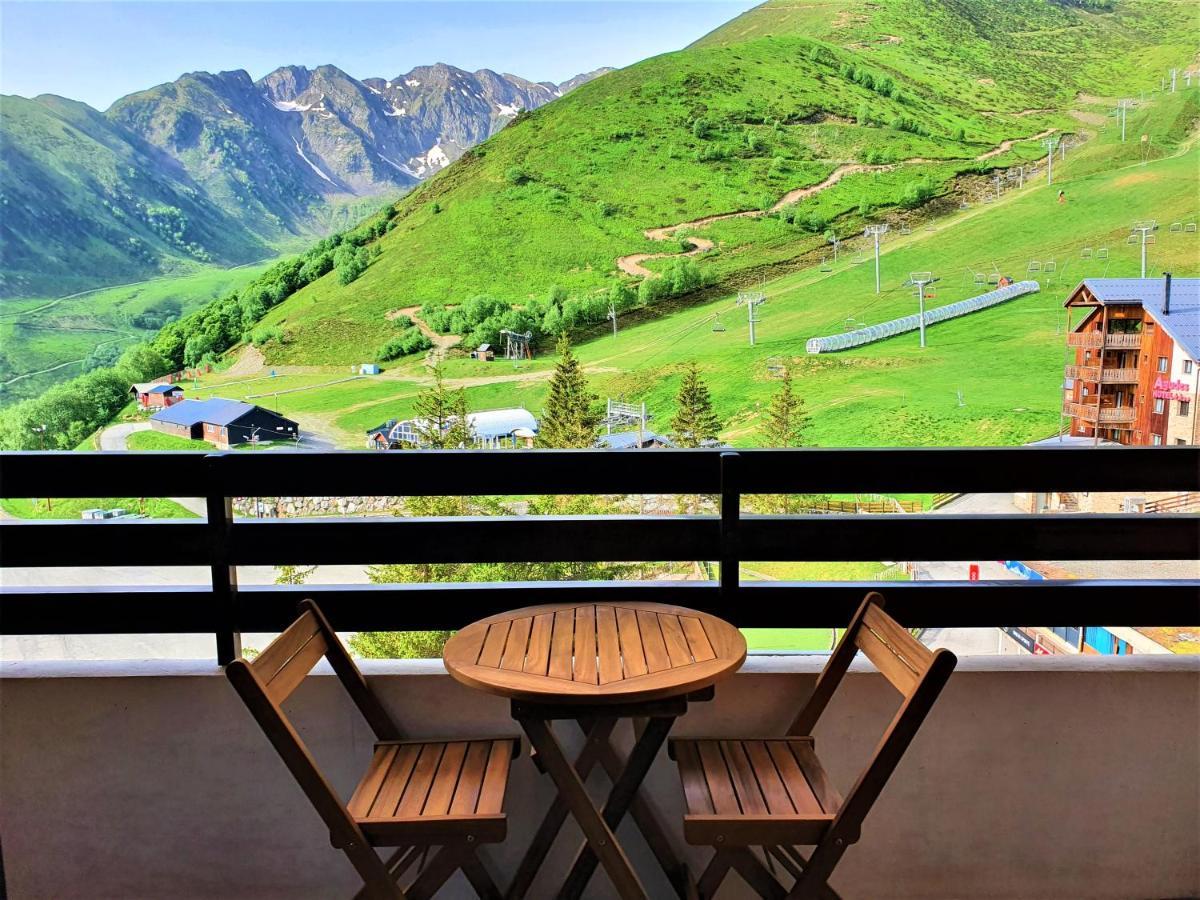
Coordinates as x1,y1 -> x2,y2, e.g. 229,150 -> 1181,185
2,656 -> 1197,900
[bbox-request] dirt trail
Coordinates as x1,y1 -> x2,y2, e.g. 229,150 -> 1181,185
614,129 -> 1058,280
226,344 -> 266,376
392,305 -> 461,361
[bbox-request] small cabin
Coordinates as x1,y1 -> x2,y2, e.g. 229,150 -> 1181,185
130,383 -> 184,409
359,363 -> 381,375
470,344 -> 495,361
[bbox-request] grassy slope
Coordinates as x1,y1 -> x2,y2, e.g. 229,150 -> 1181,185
0,263 -> 272,408
0,496 -> 195,519
251,0 -> 1194,366
180,108 -> 1200,449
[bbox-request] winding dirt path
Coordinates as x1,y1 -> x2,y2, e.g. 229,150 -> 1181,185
614,129 -> 1058,279
391,305 -> 461,361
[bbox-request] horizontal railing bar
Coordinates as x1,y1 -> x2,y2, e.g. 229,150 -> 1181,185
1,580 -> 1196,633
225,516 -> 721,565
0,520 -> 211,568
1,447 -> 1197,499
739,514 -> 1200,561
0,452 -> 211,499
3,513 -> 1195,567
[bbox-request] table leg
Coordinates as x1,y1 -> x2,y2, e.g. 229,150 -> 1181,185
518,716 -> 648,900
580,719 -> 688,899
507,718 -> 618,900
559,715 -> 676,900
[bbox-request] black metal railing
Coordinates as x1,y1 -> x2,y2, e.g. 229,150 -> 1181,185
1,447 -> 1197,664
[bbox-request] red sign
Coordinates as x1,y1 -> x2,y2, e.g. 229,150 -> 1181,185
969,564 -> 980,581
1153,377 -> 1191,401
1033,640 -> 1052,656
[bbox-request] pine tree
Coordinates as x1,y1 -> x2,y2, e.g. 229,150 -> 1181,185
409,364 -> 472,448
537,335 -> 599,448
757,366 -> 811,514
762,365 -> 808,448
671,363 -> 721,448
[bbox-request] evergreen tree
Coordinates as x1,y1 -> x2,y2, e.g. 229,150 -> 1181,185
537,335 -> 599,448
409,364 -> 472,449
671,363 -> 721,448
756,366 -> 812,514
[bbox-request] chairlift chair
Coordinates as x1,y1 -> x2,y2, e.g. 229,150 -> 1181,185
1145,234 -> 1156,245
1080,247 -> 1093,259
852,252 -> 866,264
958,201 -> 970,210
1169,222 -> 1184,233
899,225 -> 912,235
1027,260 -> 1041,273
820,257 -> 833,272
711,314 -> 726,333
1186,223 -> 1198,233
973,272 -> 986,285
1043,261 -> 1056,273
1096,248 -> 1109,260
1126,233 -> 1139,244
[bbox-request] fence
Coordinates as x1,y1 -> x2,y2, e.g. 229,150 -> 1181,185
0,447 -> 1197,664
805,281 -> 1040,354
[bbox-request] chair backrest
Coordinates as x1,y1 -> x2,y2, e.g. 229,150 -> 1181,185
788,592 -> 957,843
225,599 -> 403,849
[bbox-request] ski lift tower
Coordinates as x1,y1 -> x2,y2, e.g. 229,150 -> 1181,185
499,329 -> 533,360
1130,220 -> 1158,277
1042,136 -> 1059,184
737,291 -> 767,346
864,224 -> 889,294
607,303 -> 618,338
910,272 -> 935,349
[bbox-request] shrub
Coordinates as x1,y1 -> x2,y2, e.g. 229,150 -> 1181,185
505,166 -> 531,185
900,178 -> 936,208
377,327 -> 432,361
692,117 -> 714,140
251,326 -> 285,347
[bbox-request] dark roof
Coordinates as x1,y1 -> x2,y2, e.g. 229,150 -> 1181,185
151,398 -> 271,428
366,419 -> 398,437
1069,278 -> 1200,360
148,384 -> 181,394
597,430 -> 674,449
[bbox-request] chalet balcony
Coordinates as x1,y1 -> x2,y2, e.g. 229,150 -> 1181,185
1065,332 -> 1143,350
1063,402 -> 1136,424
1063,365 -> 1140,384
1,448 -> 1197,900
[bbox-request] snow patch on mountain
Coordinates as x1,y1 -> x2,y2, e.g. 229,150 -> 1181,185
495,102 -> 523,117
270,98 -> 312,112
293,139 -> 335,184
385,106 -> 407,117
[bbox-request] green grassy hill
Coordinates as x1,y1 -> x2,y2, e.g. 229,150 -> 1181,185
247,0 -> 1196,366
176,103 -> 1199,449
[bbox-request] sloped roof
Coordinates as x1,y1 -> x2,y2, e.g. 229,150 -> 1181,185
468,408 -> 538,439
597,430 -> 674,449
1070,278 -> 1200,360
151,398 -> 257,427
131,382 -> 181,394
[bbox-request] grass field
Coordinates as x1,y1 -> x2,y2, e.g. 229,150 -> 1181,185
0,262 -> 274,408
0,496 -> 196,519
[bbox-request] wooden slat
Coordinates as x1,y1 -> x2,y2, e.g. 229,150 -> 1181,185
743,741 -> 795,815
864,604 -> 933,678
595,605 -> 622,685
347,745 -> 398,818
658,613 -> 693,668
615,607 -> 648,678
364,743 -> 420,819
449,741 -> 490,816
548,608 -> 575,679
721,740 -> 768,815
263,630 -> 328,704
476,740 -> 513,815
396,743 -> 445,816
696,740 -> 739,815
673,741 -> 715,815
637,609 -> 671,674
252,611 -> 319,682
791,742 -> 842,815
680,616 -> 716,662
477,621 -> 510,668
523,613 -> 553,675
422,741 -> 468,816
500,616 -> 533,672
766,740 -> 824,816
856,622 -> 920,695
573,605 -> 598,685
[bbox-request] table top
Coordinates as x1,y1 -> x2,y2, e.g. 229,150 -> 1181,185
443,601 -> 747,705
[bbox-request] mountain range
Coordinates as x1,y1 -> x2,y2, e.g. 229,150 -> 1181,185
0,63 -> 611,297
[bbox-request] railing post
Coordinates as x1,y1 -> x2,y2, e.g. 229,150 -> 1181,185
205,453 -> 241,665
719,451 -> 740,600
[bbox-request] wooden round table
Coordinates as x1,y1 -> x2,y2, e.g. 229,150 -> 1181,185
444,601 -> 746,900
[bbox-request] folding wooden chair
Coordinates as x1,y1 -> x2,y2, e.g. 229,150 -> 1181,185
226,599 -> 517,900
668,592 -> 957,899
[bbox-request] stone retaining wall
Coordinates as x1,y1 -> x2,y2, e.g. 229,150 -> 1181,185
232,496 -> 404,517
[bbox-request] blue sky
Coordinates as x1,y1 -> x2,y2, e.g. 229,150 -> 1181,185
1,1 -> 758,109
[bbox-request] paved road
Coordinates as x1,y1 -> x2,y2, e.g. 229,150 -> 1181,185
98,421 -> 150,450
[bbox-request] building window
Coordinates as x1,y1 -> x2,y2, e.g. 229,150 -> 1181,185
1152,434 -> 1163,445
1181,400 -> 1192,417
1084,350 -> 1091,363
1185,360 -> 1195,375
1082,387 -> 1089,397
1157,356 -> 1169,373
1178,438 -> 1188,445
1153,398 -> 1165,414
